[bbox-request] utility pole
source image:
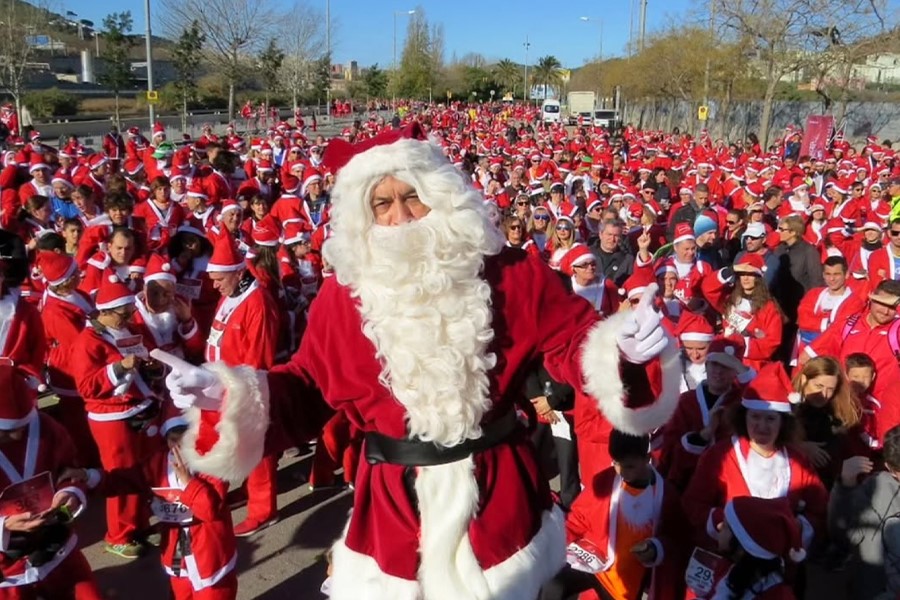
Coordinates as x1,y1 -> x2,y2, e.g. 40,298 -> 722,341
628,0 -> 635,56
144,0 -> 155,129
639,0 -> 648,52
702,0 -> 716,108
523,35 -> 530,104
325,0 -> 331,119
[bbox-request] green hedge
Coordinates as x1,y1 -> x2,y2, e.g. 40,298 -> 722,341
22,88 -> 80,119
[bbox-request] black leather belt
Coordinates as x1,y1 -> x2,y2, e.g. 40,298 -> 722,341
365,410 -> 519,467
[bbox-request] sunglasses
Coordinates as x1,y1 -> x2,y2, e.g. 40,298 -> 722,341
573,262 -> 596,269
508,225 -> 522,231
890,230 -> 900,237
515,201 -> 529,206
534,214 -> 551,221
556,225 -> 573,231
726,220 -> 739,225
777,227 -> 791,232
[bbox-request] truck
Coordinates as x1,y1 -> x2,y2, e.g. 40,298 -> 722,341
566,91 -> 596,125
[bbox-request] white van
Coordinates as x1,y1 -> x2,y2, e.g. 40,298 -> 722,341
541,99 -> 561,124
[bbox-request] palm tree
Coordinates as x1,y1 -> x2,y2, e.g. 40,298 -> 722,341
493,58 -> 521,95
532,55 -> 563,98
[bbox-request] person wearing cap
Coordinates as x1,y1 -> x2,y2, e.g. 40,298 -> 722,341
709,496 -> 808,599
159,123 -> 679,599
38,251 -> 100,467
203,234 -> 280,537
637,222 -> 712,313
301,167 -> 330,228
66,412 -> 240,599
659,337 -> 754,490
667,183 -> 711,242
793,256 -> 865,364
134,176 -> 186,254
694,210 -> 725,269
71,275 -> 160,559
17,157 -> 51,207
235,160 -> 276,206
125,126 -> 151,162
48,169 -> 79,223
562,244 -> 620,317
864,216 -> 900,294
682,363 -> 828,555
553,431 -> 688,600
0,364 -> 102,599
846,220 -> 886,287
102,125 -> 125,170
736,221 -> 780,290
703,253 -> 783,371
863,182 -> 891,226
888,177 -> 900,221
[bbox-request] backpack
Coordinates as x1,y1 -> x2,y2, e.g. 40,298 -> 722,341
841,313 -> 900,359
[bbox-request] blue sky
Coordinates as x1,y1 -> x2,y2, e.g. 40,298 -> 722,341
63,0 -> 900,68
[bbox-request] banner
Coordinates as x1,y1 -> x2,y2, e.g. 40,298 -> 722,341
800,115 -> 835,161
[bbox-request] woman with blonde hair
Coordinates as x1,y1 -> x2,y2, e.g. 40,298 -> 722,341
792,355 -> 864,487
547,215 -> 577,270
527,205 -> 553,261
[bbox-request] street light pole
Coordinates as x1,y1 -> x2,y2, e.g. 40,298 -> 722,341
144,0 -> 155,129
392,10 -> 415,107
523,35 -> 530,105
326,0 -> 330,120
579,16 -> 603,61
639,0 -> 648,52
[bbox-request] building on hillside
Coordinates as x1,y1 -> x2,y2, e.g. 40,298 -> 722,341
850,53 -> 900,86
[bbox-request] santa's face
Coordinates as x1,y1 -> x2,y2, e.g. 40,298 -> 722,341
146,280 -> 176,313
210,270 -> 243,298
370,176 -> 431,226
682,341 -> 710,365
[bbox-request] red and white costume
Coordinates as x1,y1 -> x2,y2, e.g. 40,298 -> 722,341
793,286 -> 865,361
133,200 -> 185,253
865,246 -> 900,294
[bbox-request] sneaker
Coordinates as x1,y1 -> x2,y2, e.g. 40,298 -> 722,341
104,542 -> 143,559
141,531 -> 162,548
233,517 -> 278,537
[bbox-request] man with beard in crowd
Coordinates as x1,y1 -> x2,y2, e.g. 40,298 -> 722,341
154,124 -> 679,600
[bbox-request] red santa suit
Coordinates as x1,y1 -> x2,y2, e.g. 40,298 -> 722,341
91,426 -> 237,600
79,252 -> 146,299
0,364 -> 101,599
38,251 -> 100,467
71,279 -> 157,547
793,286 -> 864,362
565,467 -> 688,600
103,131 -> 125,164
171,127 -> 681,600
133,199 -> 185,254
204,236 -> 279,531
864,246 -> 900,294
0,288 -> 45,382
17,178 -> 52,208
201,171 -> 232,207
682,434 -> 827,553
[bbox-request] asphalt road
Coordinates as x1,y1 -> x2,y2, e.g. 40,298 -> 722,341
82,449 -> 352,600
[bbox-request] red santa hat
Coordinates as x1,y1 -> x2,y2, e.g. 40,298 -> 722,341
89,154 -> 108,171
218,199 -> 241,218
301,167 -> 323,196
187,180 -> 208,200
36,251 -> 77,287
152,122 -> 165,138
725,496 -> 807,562
207,234 -> 246,273
29,130 -> 41,142
0,365 -> 37,429
252,216 -> 281,247
619,269 -> 655,301
706,337 -> 746,372
560,244 -> 595,277
95,275 -> 136,311
256,160 -> 274,174
810,198 -> 828,213
733,253 -> 765,276
676,312 -> 715,343
741,362 -> 800,412
28,154 -> 48,173
144,253 -> 176,284
51,170 -> 74,189
123,157 -> 144,176
281,173 -> 301,194
282,221 -> 312,246
672,222 -> 695,245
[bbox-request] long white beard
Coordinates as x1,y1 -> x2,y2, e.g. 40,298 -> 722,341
144,308 -> 177,344
352,217 -> 497,446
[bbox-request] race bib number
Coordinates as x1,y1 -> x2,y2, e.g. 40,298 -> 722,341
0,472 -> 54,517
150,487 -> 193,524
725,310 -> 752,335
116,335 -> 148,358
566,539 -> 605,574
685,547 -> 728,598
176,278 -> 202,300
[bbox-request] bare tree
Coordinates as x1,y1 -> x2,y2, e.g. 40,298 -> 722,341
278,1 -> 325,110
0,0 -> 51,129
715,0 -> 840,146
159,0 -> 277,120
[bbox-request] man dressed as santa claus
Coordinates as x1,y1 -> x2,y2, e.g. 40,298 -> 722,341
154,123 -> 680,600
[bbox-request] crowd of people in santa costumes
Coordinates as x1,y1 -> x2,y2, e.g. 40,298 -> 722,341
0,96 -> 897,599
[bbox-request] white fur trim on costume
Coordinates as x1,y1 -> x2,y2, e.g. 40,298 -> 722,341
179,363 -> 270,484
741,399 -> 793,413
681,432 -> 709,455
579,310 -> 681,436
328,505 -> 566,600
725,501 -> 776,560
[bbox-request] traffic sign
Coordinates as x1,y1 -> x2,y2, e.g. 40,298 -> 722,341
698,105 -> 709,121
146,90 -> 159,104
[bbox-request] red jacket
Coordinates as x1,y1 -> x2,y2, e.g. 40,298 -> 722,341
865,245 -> 900,294
0,290 -> 45,381
40,290 -> 94,397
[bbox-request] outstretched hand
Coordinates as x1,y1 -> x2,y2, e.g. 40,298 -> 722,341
151,349 -> 223,411
615,283 -> 668,364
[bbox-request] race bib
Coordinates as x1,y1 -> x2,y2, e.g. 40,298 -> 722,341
685,547 -> 728,598
176,278 -> 202,300
116,335 -> 148,358
725,310 -> 752,335
566,539 -> 605,574
0,472 -> 54,518
150,487 -> 194,524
